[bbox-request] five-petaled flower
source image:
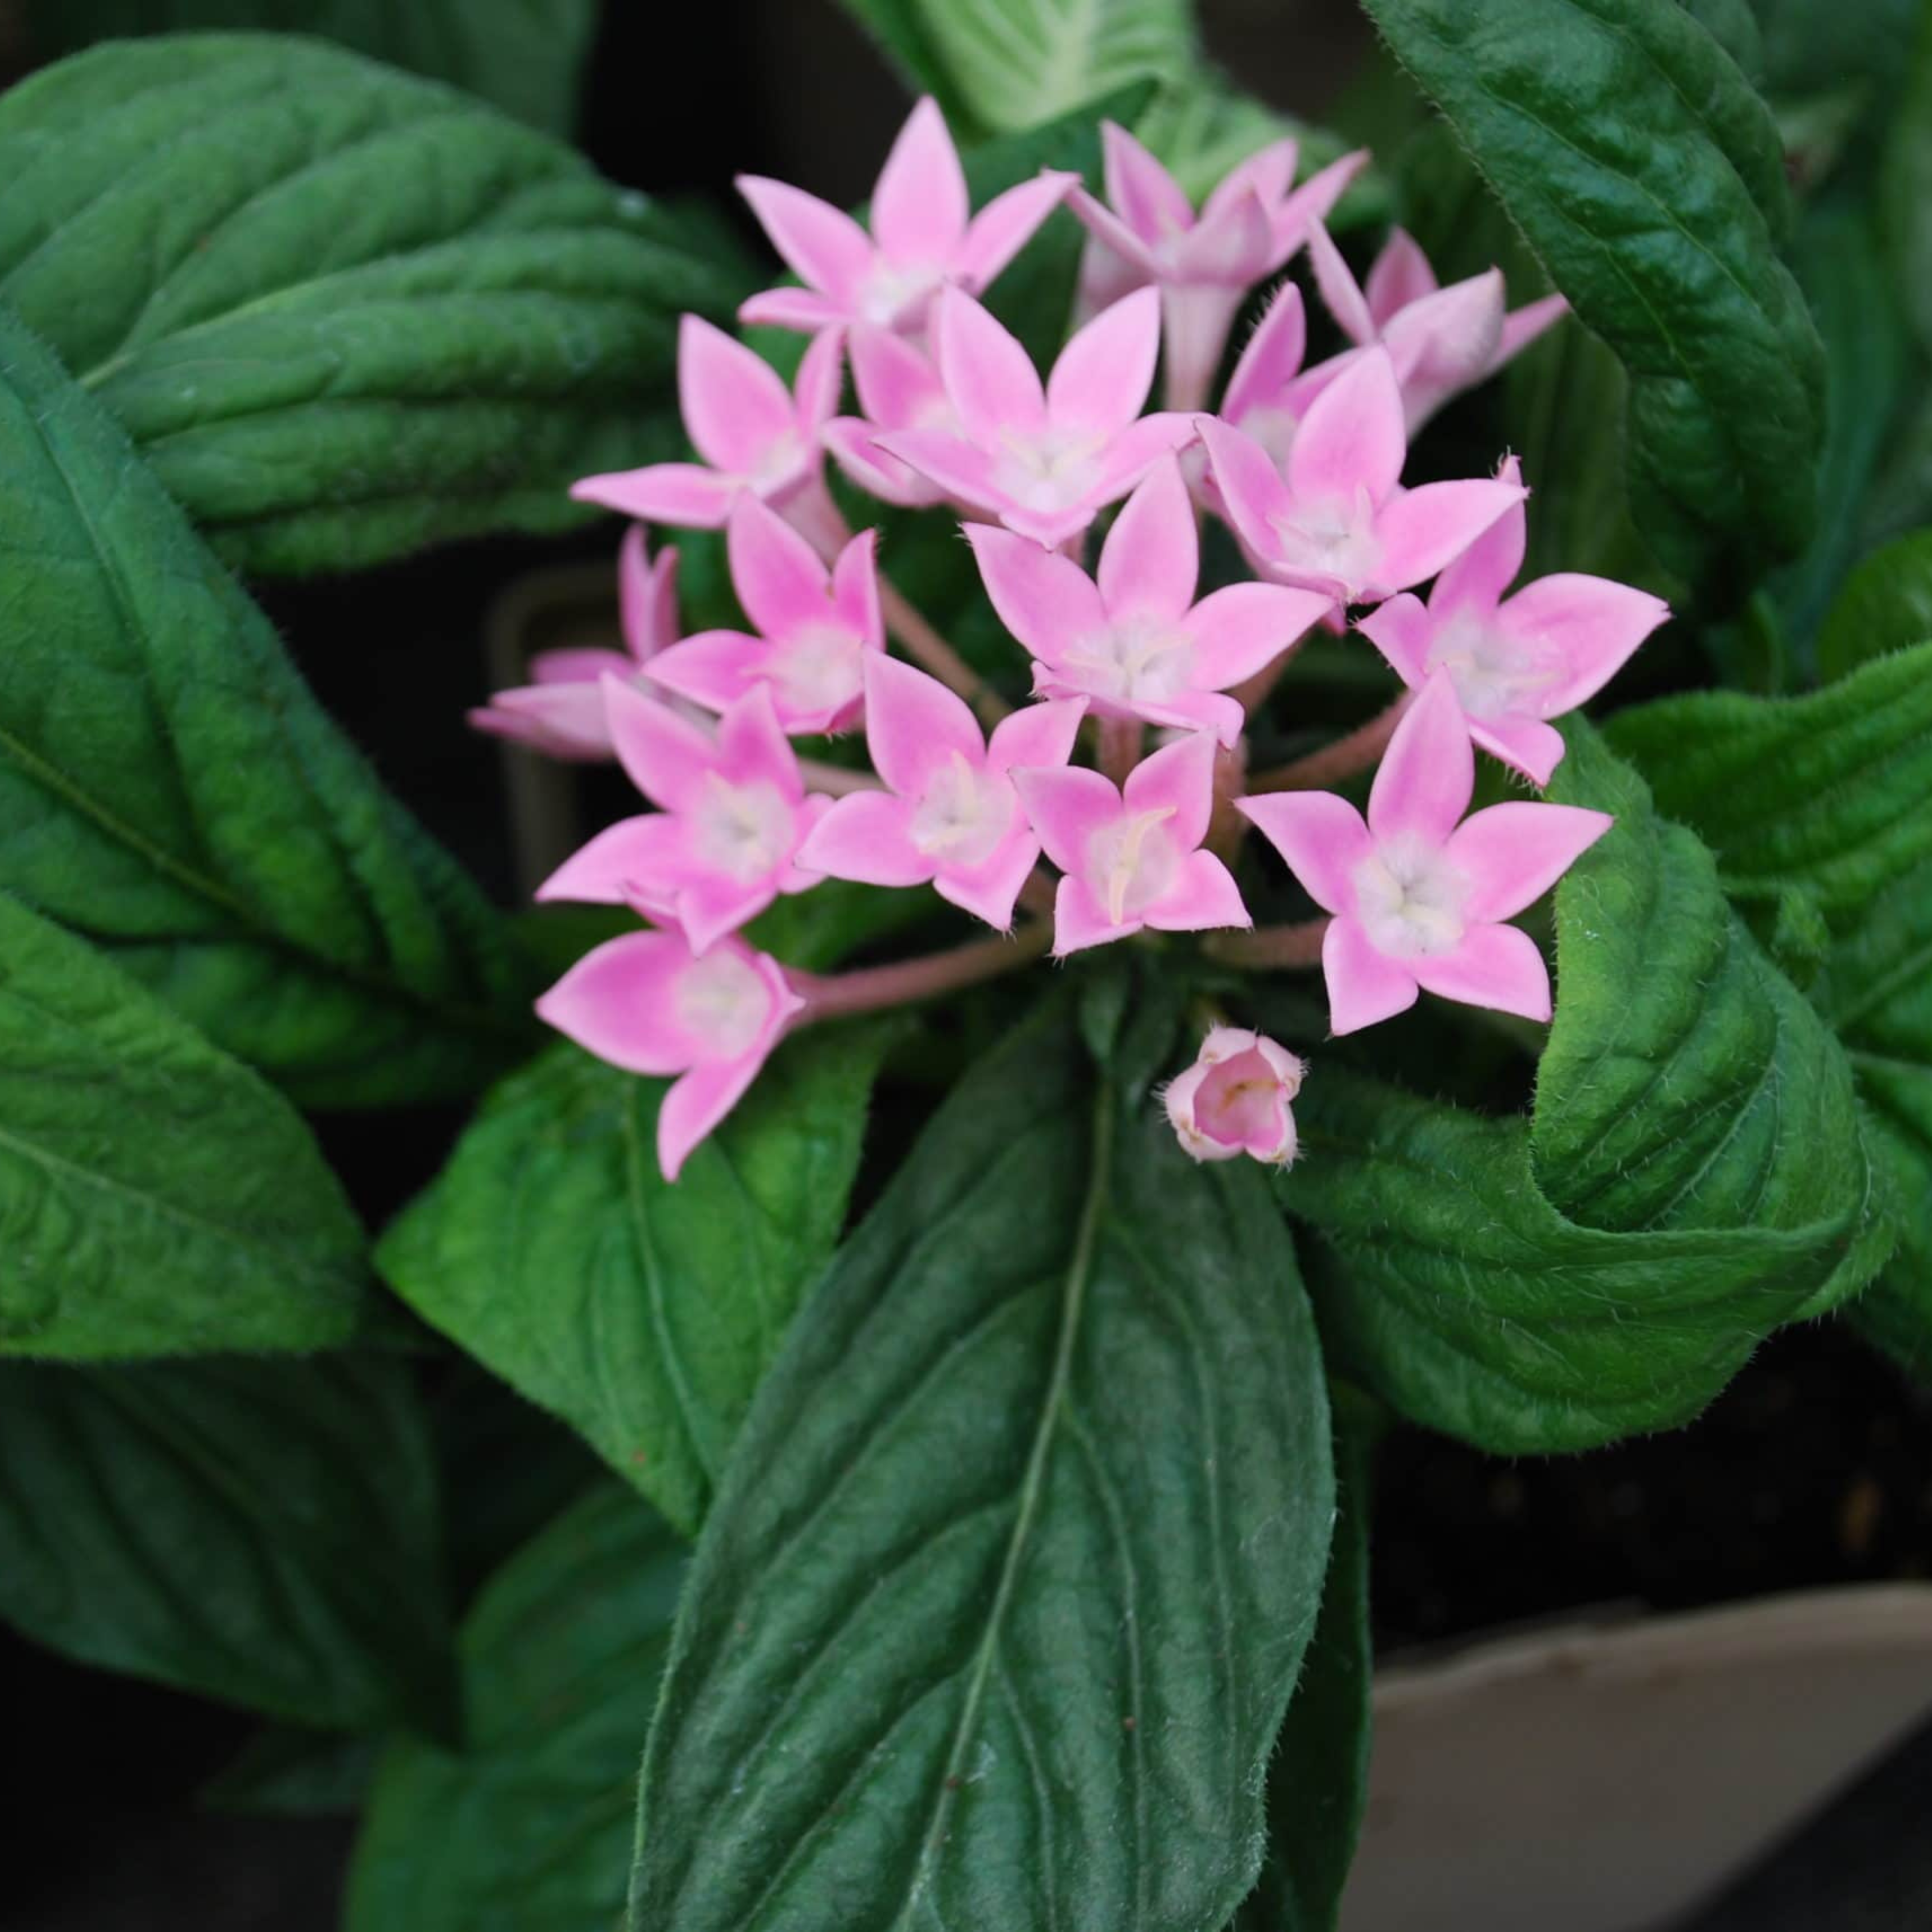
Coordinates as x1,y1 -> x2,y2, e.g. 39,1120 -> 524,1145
1165,1028 -> 1306,1167
1238,673 -> 1613,1033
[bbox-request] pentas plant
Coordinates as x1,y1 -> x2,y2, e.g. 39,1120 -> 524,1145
480,94 -> 1670,1182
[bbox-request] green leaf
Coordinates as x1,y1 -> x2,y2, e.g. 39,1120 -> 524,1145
377,1028 -> 889,1537
1818,528 -> 1932,681
1881,0 -> 1932,354
0,1354 -> 452,1732
0,895 -> 364,1360
203,1722 -> 380,1816
1287,725 -> 1883,1452
346,1483 -> 683,1932
23,0 -> 598,136
0,302 -> 532,1107
0,35 -> 747,574
629,997 -> 1335,1932
1359,0 -> 1826,591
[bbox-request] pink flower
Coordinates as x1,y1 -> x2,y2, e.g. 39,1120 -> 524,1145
822,327 -> 956,508
797,658 -> 1085,930
1357,459 -> 1670,786
967,455 -> 1331,747
645,495 -> 883,734
570,318 -> 842,528
1237,673 -> 1612,1033
876,287 -> 1195,550
536,680 -> 827,955
469,528 -> 681,761
1069,121 -> 1368,409
1164,1027 -> 1305,1165
536,926 -> 803,1180
1197,346 -> 1525,606
736,96 -> 1074,334
1305,223 -> 1568,431
1014,730 -> 1250,955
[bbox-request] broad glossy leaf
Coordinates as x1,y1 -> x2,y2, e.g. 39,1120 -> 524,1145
0,895 -> 364,1359
346,1483 -> 683,1932
0,36 -> 746,573
630,997 -> 1334,1932
1287,726 -> 1883,1451
0,305 -> 532,1106
0,1354 -> 452,1732
377,1027 -> 888,1537
1360,0 -> 1825,590
23,0 -> 598,136
1818,529 -> 1932,681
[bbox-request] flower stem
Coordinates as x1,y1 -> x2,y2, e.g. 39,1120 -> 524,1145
1204,917 -> 1329,969
1247,692 -> 1412,793
1098,715 -> 1143,787
798,758 -> 882,796
788,920 -> 1053,1022
1017,867 -> 1058,919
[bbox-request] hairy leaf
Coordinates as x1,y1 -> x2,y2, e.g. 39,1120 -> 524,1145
1360,0 -> 1825,590
377,1028 -> 887,1537
0,35 -> 746,573
629,997 -> 1334,1932
1818,529 -> 1932,682
0,895 -> 364,1359
0,305 -> 532,1106
346,1483 -> 683,1932
0,1354 -> 452,1732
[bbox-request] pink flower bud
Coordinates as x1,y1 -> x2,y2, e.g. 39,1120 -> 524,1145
1164,1028 -> 1306,1167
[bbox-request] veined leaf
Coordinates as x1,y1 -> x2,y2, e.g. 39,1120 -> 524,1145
0,35 -> 747,573
346,1483 -> 683,1932
629,997 -> 1334,1932
1360,0 -> 1826,591
377,1028 -> 888,1538
0,895 -> 364,1359
0,303 -> 532,1107
0,1354 -> 452,1732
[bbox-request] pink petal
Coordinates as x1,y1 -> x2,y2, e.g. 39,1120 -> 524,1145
603,676 -> 720,811
1428,455 -> 1524,614
1203,136 -> 1299,219
1286,343 -> 1405,507
739,286 -> 849,333
864,653 -> 985,795
659,1056 -> 764,1183
727,494 -> 830,641
677,315 -> 800,475
1195,417 -> 1294,556
618,526 -> 679,665
793,326 -> 847,431
1184,581 -> 1332,689
986,696 -> 1086,775
1366,673 -> 1472,847
1159,281 -> 1249,413
1323,916 -> 1420,1035
1500,574 -> 1672,716
958,172 -> 1079,289
1408,921 -> 1552,1023
1012,764 -> 1123,875
1081,410 -> 1201,504
934,831 -> 1040,930
1097,456 -> 1196,620
1445,802 -> 1614,922
849,326 -> 949,429
529,646 -> 633,688
536,814 -> 688,906
735,177 -> 873,303
1123,729 -> 1218,852
1496,293 -> 1570,367
1270,149 -> 1372,264
1170,188 -> 1275,283
1472,714 -> 1569,788
1101,120 -> 1194,244
1236,791 -> 1374,915
1223,280 -> 1307,424
674,873 -> 785,958
1364,227 -> 1439,325
795,789 -> 930,887
1052,874 -> 1136,955
1046,287 -> 1161,432
871,428 -> 1009,519
1383,270 -> 1506,425
872,96 -> 969,263
824,417 -> 937,505
714,683 -> 803,800
643,630 -> 768,714
1066,188 -> 1163,278
536,929 -> 704,1074
571,463 -> 735,528
933,289 -> 1045,441
966,524 -> 1107,658
1372,477 -> 1527,598
1306,221 -> 1376,346
468,684 -> 615,762
1146,849 -> 1250,933
1353,593 -> 1433,688
1136,689 -> 1246,747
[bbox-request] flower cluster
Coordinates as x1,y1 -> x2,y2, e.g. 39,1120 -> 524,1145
480,100 -> 1670,1179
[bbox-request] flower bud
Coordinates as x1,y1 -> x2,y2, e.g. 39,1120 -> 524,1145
1164,1027 -> 1305,1167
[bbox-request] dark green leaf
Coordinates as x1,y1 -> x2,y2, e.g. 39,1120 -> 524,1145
1360,0 -> 1825,591
0,895 -> 364,1359
0,1354 -> 452,1732
0,302 -> 532,1106
23,0 -> 598,136
1289,725 -> 1884,1451
1819,528 -> 1932,681
203,1722 -> 380,1816
346,1483 -> 683,1932
630,997 -> 1335,1932
377,1028 -> 888,1537
1753,0 -> 1918,102
0,36 -> 747,574
1881,0 -> 1932,353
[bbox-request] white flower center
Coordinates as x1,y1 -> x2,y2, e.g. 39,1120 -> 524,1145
1086,806 -> 1179,925
860,259 -> 943,326
909,753 -> 1013,870
771,623 -> 864,720
690,772 -> 795,883
1063,613 -> 1195,705
1351,832 -> 1467,958
993,425 -> 1105,513
750,427 -> 804,494
1237,402 -> 1301,471
673,947 -> 772,1059
1270,487 -> 1381,592
1424,606 -> 1561,721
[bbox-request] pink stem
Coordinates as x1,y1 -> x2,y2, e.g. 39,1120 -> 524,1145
1098,716 -> 1143,787
1247,693 -> 1412,793
1206,918 -> 1330,969
788,920 -> 1053,1022
1017,867 -> 1058,918
798,758 -> 882,796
